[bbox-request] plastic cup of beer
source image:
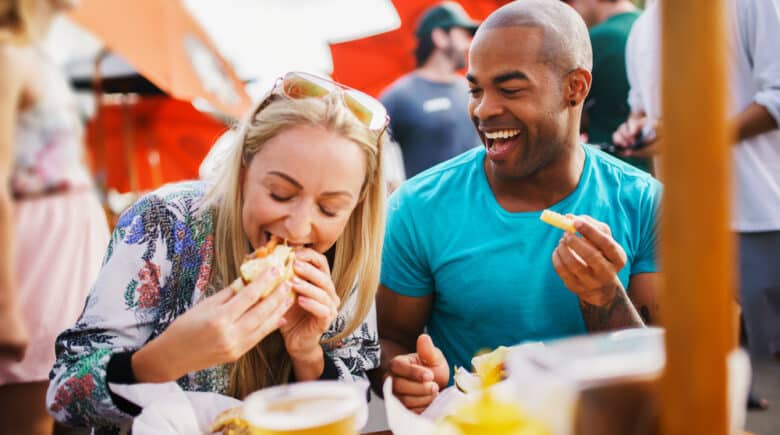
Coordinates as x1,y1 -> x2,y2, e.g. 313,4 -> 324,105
242,380 -> 368,435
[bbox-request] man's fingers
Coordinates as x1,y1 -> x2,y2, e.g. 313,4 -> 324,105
398,392 -> 437,410
573,217 -> 627,270
392,377 -> 439,397
562,233 -> 613,281
553,248 -> 587,290
556,243 -> 601,289
416,334 -> 443,367
389,355 -> 434,383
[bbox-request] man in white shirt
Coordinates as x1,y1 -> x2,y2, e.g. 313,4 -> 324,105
613,0 -> 780,383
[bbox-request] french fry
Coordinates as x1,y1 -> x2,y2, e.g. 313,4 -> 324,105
540,209 -> 576,233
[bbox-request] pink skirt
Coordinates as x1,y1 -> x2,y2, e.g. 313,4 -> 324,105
0,189 -> 110,384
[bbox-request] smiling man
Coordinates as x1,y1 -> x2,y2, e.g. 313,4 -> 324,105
371,0 -> 662,413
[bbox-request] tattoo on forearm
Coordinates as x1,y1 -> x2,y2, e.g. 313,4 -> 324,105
580,285 -> 645,332
639,305 -> 652,324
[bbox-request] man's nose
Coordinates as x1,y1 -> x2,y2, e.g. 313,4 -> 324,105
472,92 -> 504,121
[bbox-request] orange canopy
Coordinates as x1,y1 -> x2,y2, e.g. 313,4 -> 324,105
86,97 -> 227,194
331,0 -> 512,97
69,0 -> 251,119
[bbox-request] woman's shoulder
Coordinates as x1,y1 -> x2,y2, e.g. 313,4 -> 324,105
114,181 -> 213,231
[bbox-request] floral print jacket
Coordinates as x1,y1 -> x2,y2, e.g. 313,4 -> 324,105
46,182 -> 380,434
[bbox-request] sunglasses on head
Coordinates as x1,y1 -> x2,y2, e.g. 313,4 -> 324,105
257,71 -> 389,133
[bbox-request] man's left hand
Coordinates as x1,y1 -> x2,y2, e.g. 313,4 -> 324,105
552,216 -> 627,305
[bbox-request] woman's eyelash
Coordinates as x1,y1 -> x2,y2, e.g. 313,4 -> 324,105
270,193 -> 292,202
319,206 -> 337,217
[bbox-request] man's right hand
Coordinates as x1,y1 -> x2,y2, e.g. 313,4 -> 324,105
387,334 -> 449,414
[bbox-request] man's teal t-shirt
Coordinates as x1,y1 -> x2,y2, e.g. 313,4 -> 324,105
381,145 -> 661,373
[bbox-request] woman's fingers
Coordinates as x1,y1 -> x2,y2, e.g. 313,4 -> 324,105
236,281 -> 295,335
223,266 -> 283,318
297,296 -> 334,321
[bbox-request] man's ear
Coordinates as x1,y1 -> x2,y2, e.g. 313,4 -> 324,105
564,68 -> 592,107
430,27 -> 450,49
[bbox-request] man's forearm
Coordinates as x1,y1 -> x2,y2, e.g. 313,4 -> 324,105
580,282 -> 645,332
734,102 -> 778,142
368,338 -> 412,398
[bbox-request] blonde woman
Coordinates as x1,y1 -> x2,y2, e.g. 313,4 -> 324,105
1,0 -> 110,433
46,71 -> 388,432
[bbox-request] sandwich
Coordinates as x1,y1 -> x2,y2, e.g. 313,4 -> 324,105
230,236 -> 296,298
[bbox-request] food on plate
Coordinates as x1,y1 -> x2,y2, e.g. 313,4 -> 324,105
210,407 -> 253,435
229,236 -> 296,298
441,393 -> 550,435
539,209 -> 575,233
454,346 -> 509,393
445,346 -> 550,434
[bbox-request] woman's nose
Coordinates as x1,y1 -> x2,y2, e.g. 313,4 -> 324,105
284,202 -> 313,241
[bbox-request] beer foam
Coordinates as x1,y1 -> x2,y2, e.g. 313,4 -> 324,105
243,381 -> 362,430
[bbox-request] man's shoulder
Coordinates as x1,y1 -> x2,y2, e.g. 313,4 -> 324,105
586,145 -> 661,195
390,148 -> 482,208
379,73 -> 422,101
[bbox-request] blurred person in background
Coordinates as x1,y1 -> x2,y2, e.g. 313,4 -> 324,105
612,0 -> 780,409
561,0 -> 648,172
380,1 -> 482,179
46,71 -> 388,432
0,0 -> 110,433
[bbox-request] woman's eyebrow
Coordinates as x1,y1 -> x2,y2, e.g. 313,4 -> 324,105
268,171 -> 354,199
267,171 -> 302,189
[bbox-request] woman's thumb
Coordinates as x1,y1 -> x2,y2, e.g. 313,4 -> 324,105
416,334 -> 441,367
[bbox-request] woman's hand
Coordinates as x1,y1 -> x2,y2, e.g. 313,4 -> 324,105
280,248 -> 340,379
0,304 -> 28,361
132,266 -> 295,383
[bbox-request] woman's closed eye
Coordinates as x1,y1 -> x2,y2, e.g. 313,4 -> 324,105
270,192 -> 294,202
318,205 -> 338,217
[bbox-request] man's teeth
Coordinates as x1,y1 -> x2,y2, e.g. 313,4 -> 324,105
484,129 -> 520,140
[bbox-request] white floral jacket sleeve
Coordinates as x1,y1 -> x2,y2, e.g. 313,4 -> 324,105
46,182 -> 380,434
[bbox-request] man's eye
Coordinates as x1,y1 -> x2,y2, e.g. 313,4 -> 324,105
501,88 -> 525,95
468,88 -> 482,96
270,193 -> 293,202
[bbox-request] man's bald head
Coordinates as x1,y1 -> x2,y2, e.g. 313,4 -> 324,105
476,0 -> 593,73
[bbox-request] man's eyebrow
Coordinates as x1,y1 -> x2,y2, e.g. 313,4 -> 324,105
493,71 -> 529,84
466,71 -> 530,85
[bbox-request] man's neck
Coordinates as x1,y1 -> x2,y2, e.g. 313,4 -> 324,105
415,54 -> 460,83
485,143 -> 586,213
596,1 -> 638,24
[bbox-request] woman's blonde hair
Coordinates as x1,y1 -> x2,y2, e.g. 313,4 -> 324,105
0,0 -> 37,44
201,88 -> 387,398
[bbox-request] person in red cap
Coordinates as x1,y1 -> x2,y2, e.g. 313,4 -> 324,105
379,1 -> 482,178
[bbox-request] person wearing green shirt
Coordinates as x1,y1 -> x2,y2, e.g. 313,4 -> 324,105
562,0 -> 648,172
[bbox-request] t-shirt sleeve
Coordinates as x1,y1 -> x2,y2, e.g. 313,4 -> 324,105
631,179 -> 662,274
380,189 -> 435,296
741,0 -> 780,125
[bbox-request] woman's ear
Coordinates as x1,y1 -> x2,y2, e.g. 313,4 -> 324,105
564,68 -> 592,107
